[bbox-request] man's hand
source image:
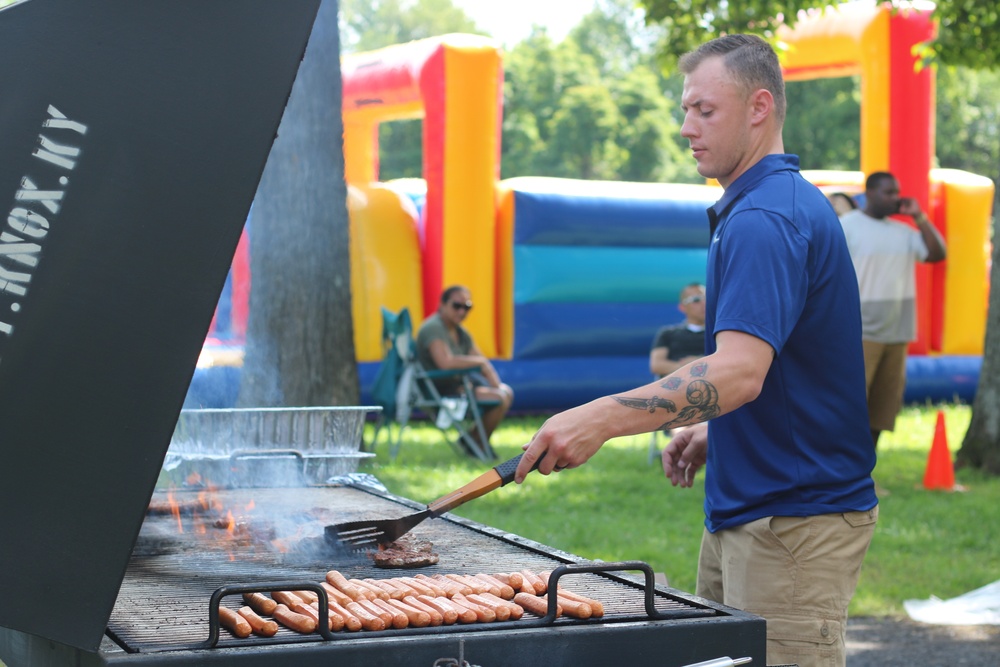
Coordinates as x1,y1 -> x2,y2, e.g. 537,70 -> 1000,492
897,197 -> 923,218
662,422 -> 708,487
514,400 -> 614,483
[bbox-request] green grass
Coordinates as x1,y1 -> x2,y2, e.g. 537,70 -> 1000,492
360,403 -> 999,618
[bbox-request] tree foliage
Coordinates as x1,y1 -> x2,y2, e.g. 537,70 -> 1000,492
783,76 -> 860,170
339,0 -> 483,54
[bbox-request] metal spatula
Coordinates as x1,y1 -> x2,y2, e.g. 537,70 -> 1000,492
325,453 -> 538,550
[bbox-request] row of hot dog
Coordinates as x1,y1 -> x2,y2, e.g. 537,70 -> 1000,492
217,569 -> 605,638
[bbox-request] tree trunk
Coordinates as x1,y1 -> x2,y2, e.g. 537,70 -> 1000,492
958,174 -> 1000,474
237,0 -> 359,407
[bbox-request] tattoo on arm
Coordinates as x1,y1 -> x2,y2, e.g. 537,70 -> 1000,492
659,379 -> 720,429
613,395 -> 677,414
660,376 -> 682,390
618,362 -> 720,428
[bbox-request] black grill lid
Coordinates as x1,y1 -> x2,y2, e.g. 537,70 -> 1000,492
0,0 -> 319,651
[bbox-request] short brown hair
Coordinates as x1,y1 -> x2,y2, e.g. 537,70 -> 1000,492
678,34 -> 786,125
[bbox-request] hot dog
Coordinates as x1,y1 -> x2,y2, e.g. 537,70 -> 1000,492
364,578 -> 404,600
404,596 -> 445,626
396,576 -> 437,598
386,598 -> 432,628
320,581 -> 355,607
519,570 -> 547,595
556,588 -> 605,617
521,570 -> 549,595
309,601 -> 346,631
473,573 -> 512,599
555,594 -> 592,619
384,578 -> 421,598
513,592 -> 561,618
218,606 -> 252,638
386,577 -> 423,599
450,594 -> 497,623
242,592 -> 278,616
292,602 -> 338,631
494,572 -> 525,592
451,574 -> 490,595
466,593 -> 511,621
327,600 -> 363,632
352,578 -> 390,601
325,570 -> 363,601
417,595 -> 464,625
479,592 -> 524,620
356,598 -> 393,628
270,590 -> 306,608
293,589 -> 319,605
272,604 -> 318,634
406,575 -> 448,598
346,600 -> 387,631
238,606 -> 279,637
370,597 -> 409,629
432,574 -> 473,596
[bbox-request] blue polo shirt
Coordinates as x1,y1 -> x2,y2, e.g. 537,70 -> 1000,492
703,154 -> 877,532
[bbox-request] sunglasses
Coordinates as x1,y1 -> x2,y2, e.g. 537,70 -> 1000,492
450,301 -> 473,312
681,295 -> 704,305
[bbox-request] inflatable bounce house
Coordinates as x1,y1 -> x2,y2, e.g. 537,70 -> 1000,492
189,2 -> 993,412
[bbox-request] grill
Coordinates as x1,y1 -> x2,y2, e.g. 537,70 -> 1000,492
9,480 -> 766,666
0,3 -> 765,666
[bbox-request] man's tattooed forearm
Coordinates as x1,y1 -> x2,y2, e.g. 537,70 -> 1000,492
618,362 -> 720,427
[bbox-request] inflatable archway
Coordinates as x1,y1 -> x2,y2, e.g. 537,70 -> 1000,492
780,3 -> 992,355
341,34 -> 503,356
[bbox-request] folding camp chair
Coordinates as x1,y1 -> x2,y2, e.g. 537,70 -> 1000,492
368,306 -> 499,462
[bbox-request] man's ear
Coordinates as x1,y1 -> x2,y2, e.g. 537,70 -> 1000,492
749,89 -> 774,126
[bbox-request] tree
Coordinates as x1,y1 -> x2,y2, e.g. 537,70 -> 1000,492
237,0 -> 359,407
935,65 -> 1000,178
339,0 -> 483,53
638,0 -> 1000,473
783,76 -> 860,170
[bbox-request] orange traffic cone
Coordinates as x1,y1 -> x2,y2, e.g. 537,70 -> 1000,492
923,410 -> 955,491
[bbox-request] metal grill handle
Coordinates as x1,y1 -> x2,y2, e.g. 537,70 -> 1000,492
546,560 -> 704,621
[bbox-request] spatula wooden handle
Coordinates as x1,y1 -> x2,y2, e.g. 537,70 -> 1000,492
427,454 -> 539,515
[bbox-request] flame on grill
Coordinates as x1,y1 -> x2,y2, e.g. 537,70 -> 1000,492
149,485 -> 334,560
167,490 -> 184,534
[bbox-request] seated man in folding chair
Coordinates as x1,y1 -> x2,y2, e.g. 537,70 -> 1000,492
416,285 -> 514,451
647,283 -> 706,462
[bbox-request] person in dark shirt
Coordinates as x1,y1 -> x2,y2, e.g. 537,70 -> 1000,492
650,283 -> 707,378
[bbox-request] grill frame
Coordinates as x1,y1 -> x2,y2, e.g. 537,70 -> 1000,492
1,481 -> 764,666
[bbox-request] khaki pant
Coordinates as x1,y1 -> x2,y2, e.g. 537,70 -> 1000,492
697,508 -> 878,667
862,341 -> 908,432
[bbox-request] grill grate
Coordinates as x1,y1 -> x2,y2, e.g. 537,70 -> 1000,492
114,484 -> 715,652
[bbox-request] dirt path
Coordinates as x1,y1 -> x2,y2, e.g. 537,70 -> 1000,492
846,616 -> 1000,666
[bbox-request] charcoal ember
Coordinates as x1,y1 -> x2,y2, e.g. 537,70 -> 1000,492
370,535 -> 439,568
